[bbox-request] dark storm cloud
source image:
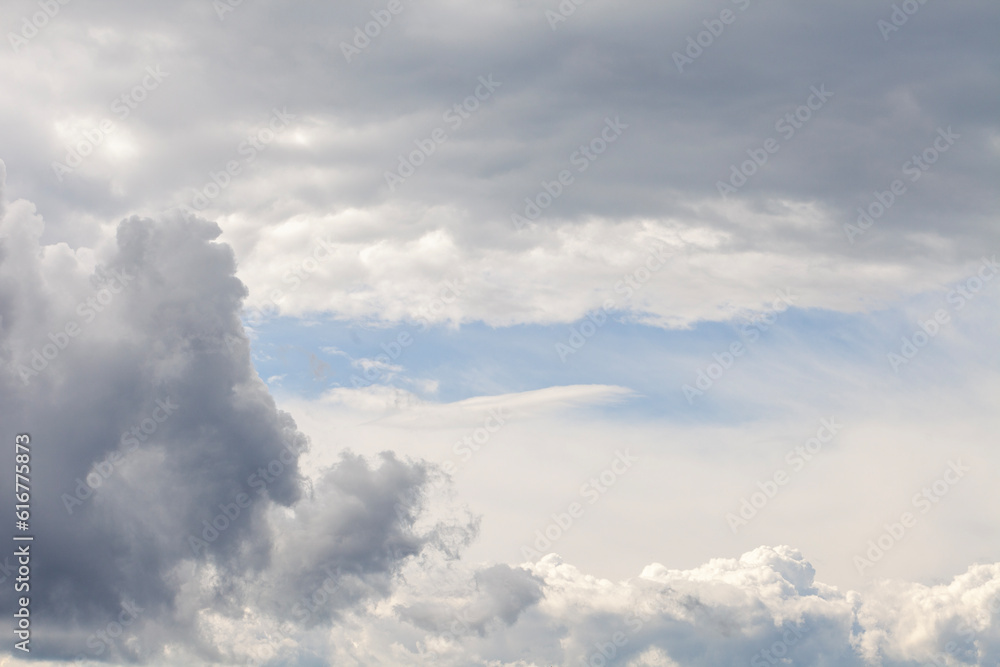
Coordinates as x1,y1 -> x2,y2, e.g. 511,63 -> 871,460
252,451 -> 478,628
0,187 -> 471,661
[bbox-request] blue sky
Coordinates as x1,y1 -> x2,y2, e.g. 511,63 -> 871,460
247,285 -> 988,424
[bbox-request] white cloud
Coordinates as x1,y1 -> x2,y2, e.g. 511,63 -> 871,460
28,545 -> 992,666
229,205 -> 989,329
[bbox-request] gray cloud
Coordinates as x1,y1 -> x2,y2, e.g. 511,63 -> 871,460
395,563 -> 544,638
2,0 -> 996,328
0,184 -> 473,661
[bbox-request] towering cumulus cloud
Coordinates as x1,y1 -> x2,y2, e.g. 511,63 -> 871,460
0,165 -> 474,663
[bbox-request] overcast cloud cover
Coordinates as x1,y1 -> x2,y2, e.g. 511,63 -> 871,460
1,0 -> 999,664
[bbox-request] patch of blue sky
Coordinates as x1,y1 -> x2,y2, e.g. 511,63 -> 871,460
240,300 -> 961,427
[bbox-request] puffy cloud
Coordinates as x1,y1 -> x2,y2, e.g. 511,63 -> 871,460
0,177 -> 473,661
528,547 -> 1000,667
197,545 -> 1000,667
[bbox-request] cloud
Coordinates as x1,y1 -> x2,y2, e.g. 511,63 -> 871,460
1,1 -> 997,659
395,564 -> 545,638
1,0 -> 995,329
158,544 -> 1000,666
501,547 -> 1000,667
3,177 -> 1000,666
318,383 -> 637,428
0,184 -> 474,662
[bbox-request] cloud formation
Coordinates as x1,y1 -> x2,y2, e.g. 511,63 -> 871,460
1,0 -> 998,663
2,175 -> 1000,666
0,176 -> 473,662
207,545 -> 1000,666
1,0 -> 996,328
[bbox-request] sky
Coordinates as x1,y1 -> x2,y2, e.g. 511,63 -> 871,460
0,0 -> 999,665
